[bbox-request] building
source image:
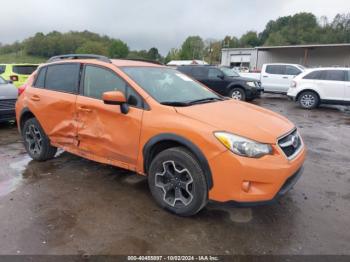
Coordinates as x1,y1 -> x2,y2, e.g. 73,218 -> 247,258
221,43 -> 350,71
167,60 -> 208,66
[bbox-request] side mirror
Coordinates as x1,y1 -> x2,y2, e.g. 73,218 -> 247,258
217,74 -> 224,79
102,91 -> 129,114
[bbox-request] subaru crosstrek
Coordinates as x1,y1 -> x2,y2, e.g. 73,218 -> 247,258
16,54 -> 306,216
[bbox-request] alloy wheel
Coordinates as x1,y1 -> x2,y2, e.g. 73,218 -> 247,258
25,124 -> 43,156
155,160 -> 194,207
300,94 -> 315,108
231,90 -> 242,100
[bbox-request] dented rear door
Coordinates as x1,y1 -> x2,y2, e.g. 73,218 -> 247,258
27,63 -> 80,147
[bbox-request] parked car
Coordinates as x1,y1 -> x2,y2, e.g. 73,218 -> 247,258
177,65 -> 262,101
240,63 -> 306,94
0,64 -> 38,88
288,68 -> 350,109
16,54 -> 305,216
0,76 -> 17,123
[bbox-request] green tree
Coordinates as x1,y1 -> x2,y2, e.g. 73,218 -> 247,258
147,47 -> 161,61
239,31 -> 260,47
109,39 -> 129,58
179,36 -> 204,60
165,48 -> 181,63
76,41 -> 108,56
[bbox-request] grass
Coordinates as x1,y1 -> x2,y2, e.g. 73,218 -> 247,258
0,52 -> 46,64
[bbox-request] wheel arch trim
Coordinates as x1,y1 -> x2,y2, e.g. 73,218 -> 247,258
143,133 -> 213,189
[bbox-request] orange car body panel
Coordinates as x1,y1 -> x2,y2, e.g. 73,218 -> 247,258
16,59 -> 306,203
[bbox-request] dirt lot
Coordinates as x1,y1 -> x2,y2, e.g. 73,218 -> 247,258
0,94 -> 349,255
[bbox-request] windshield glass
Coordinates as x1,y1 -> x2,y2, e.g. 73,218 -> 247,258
220,67 -> 240,77
121,67 -> 220,104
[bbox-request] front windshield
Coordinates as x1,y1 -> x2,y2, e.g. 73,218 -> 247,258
220,67 -> 240,77
121,67 -> 220,104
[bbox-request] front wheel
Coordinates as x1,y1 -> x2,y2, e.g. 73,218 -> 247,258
298,91 -> 319,109
22,118 -> 57,161
148,147 -> 208,216
229,88 -> 246,101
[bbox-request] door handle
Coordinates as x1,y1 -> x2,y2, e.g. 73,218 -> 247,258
282,76 -> 289,79
263,75 -> 268,78
30,95 -> 40,101
78,106 -> 92,113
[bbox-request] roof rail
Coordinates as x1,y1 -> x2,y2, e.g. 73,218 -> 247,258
122,58 -> 163,65
47,54 -> 111,63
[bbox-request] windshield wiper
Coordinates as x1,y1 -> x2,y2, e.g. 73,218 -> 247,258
187,97 -> 223,105
160,101 -> 191,107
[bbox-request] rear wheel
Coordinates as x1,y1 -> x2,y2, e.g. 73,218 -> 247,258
229,87 -> 246,101
148,147 -> 208,216
22,118 -> 57,161
298,91 -> 319,109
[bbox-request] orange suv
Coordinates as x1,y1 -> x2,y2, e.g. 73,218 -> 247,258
16,54 -> 306,216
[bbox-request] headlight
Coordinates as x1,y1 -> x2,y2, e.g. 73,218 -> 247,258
214,132 -> 272,158
246,81 -> 256,87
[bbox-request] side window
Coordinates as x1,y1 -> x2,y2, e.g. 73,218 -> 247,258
286,66 -> 302,76
347,71 -> 350,82
34,67 -> 47,88
303,71 -> 322,80
322,70 -> 346,81
192,67 -> 208,78
265,65 -> 286,75
126,86 -> 144,108
208,68 -> 223,79
0,65 -> 6,74
45,64 -> 80,93
83,65 -> 126,99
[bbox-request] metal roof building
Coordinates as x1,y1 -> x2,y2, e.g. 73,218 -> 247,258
221,43 -> 350,70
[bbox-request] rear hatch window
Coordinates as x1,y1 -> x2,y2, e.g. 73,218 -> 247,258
12,65 -> 38,75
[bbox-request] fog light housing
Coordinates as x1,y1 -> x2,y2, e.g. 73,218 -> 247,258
242,181 -> 251,192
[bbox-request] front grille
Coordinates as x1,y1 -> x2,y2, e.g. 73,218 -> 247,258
278,129 -> 302,159
0,99 -> 16,110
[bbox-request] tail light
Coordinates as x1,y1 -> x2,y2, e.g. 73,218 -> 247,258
18,84 -> 27,96
10,75 -> 19,82
291,81 -> 297,88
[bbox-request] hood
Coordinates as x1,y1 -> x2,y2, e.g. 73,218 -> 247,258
175,100 -> 294,144
0,83 -> 17,99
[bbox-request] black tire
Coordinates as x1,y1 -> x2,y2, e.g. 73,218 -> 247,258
148,147 -> 208,216
298,91 -> 319,109
229,87 -> 246,101
22,118 -> 57,161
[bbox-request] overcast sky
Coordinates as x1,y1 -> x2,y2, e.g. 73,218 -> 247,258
1,0 -> 349,54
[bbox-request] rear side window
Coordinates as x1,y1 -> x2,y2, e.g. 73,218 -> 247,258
45,64 -> 80,93
285,66 -> 302,75
34,67 -> 47,88
266,65 -> 286,75
321,70 -> 346,81
0,65 -> 6,74
191,67 -> 208,78
303,71 -> 322,80
12,65 -> 38,75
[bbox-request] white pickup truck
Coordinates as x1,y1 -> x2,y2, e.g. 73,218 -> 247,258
240,63 -> 306,94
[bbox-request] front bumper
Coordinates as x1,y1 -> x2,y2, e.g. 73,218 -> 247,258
207,143 -> 306,203
0,109 -> 16,123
